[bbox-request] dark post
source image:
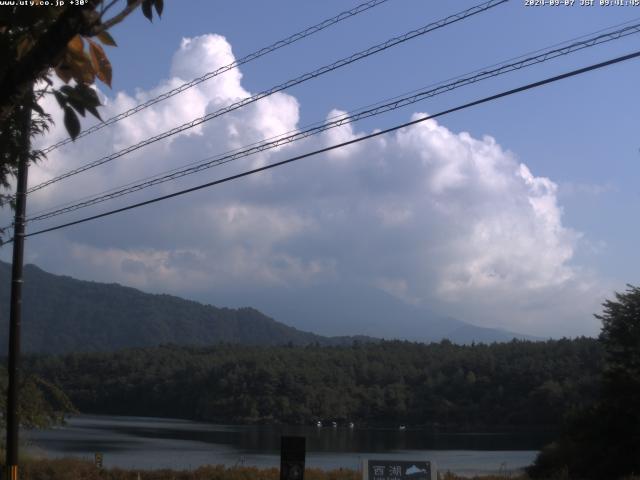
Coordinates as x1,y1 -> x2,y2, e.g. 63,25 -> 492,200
5,96 -> 32,480
280,436 -> 306,480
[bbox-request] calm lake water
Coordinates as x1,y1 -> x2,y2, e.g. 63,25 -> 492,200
26,415 -> 551,477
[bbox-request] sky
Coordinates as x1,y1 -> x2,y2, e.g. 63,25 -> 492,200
2,0 -> 640,339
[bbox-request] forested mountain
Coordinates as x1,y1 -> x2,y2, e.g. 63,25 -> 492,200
0,261 -> 533,354
28,338 -> 602,429
0,262 -> 372,354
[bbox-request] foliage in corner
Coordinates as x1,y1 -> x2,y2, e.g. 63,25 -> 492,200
527,285 -> 640,480
0,0 -> 163,211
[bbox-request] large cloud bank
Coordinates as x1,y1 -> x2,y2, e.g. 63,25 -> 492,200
12,34 -> 607,337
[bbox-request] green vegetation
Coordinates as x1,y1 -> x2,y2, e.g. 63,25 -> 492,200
7,286 -> 638,478
0,367 -> 75,430
0,1 -> 164,223
28,338 -> 600,429
528,285 -> 640,480
0,367 -> 76,462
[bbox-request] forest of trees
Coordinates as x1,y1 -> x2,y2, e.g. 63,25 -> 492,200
527,285 -> 640,479
26,338 -> 602,430
0,367 -> 74,430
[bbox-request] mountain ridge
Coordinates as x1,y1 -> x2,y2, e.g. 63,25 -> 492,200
0,261 -> 537,354
0,261 -> 377,354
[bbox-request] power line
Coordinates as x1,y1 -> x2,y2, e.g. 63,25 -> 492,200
40,0 -> 391,154
24,15 -> 640,222
25,0 -> 507,196
23,21 -> 640,224
12,48 -> 640,242
10,17 -> 637,226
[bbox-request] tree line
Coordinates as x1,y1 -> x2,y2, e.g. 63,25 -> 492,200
8,284 -> 640,479
26,337 -> 602,430
0,367 -> 75,431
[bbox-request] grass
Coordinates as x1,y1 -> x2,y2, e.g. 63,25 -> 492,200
6,457 -> 640,480
10,459 -> 360,480
5,457 -> 526,480
0,449 -> 522,479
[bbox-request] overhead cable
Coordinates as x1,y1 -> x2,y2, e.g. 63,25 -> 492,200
40,0 -> 392,154
12,48 -> 640,242
24,21 -> 640,224
26,0 -> 508,195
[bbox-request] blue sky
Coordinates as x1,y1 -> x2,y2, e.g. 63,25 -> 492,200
109,0 -> 640,282
3,0 -> 640,339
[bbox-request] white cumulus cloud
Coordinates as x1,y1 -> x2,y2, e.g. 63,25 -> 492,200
6,33 -> 611,338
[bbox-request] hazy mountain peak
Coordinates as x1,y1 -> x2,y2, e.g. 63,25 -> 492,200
0,261 -> 536,354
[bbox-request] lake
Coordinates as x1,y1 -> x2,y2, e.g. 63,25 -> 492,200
26,415 -> 551,477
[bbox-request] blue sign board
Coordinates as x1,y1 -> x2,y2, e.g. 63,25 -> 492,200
362,459 -> 436,480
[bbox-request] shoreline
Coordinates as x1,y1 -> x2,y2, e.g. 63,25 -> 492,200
56,412 -> 559,434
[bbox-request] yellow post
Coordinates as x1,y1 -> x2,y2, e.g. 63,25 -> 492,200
8,465 -> 18,480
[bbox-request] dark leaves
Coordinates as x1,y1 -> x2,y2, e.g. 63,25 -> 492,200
62,89 -> 86,117
53,83 -> 103,139
153,0 -> 164,17
75,84 -> 102,121
63,106 -> 81,140
141,0 -> 153,21
141,0 -> 163,21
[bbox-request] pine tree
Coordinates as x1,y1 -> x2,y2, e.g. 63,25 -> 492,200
528,285 -> 640,479
594,285 -> 640,477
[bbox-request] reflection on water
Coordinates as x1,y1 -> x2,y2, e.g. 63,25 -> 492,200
26,415 -> 550,476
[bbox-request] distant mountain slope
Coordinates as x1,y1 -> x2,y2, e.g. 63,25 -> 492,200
230,283 -> 540,344
445,323 -> 541,344
0,262 -> 372,354
0,261 -> 537,354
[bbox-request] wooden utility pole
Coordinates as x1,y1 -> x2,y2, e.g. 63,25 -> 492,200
5,93 -> 32,480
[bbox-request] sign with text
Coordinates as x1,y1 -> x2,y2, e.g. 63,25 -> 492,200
362,459 -> 436,480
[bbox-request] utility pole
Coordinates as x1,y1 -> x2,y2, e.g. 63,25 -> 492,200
5,93 -> 32,480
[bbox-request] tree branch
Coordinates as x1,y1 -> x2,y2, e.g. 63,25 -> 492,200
100,0 -> 121,19
91,0 -> 142,35
0,1 -> 101,123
